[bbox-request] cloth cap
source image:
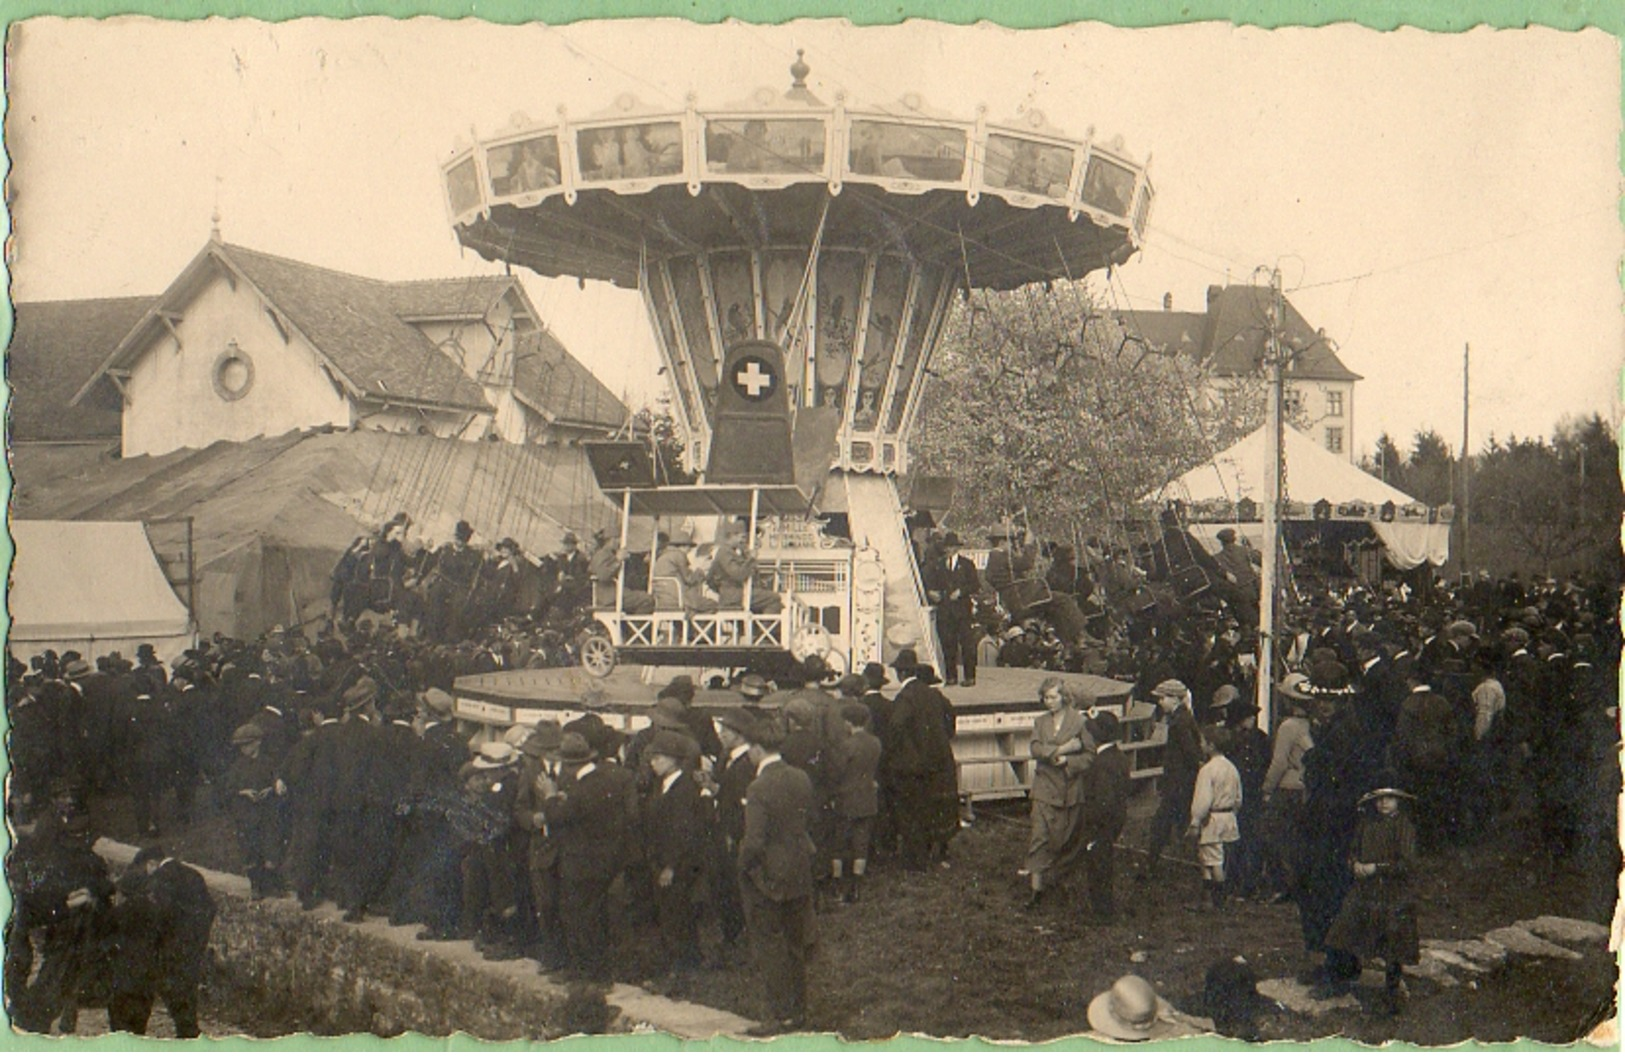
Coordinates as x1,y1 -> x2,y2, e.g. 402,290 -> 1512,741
738,674 -> 770,699
839,702 -> 871,727
231,723 -> 265,747
1152,679 -> 1189,699
647,728 -> 695,761
473,741 -> 518,769
342,677 -> 379,710
715,707 -> 756,735
836,674 -> 867,698
419,687 -> 456,716
1446,619 -> 1477,637
1211,684 -> 1241,711
556,731 -> 598,764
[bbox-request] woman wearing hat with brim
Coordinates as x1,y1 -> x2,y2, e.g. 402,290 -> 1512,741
1319,779 -> 1420,1015
1259,673 -> 1316,903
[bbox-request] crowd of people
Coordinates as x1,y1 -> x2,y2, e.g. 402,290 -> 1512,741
5,496 -> 1619,1037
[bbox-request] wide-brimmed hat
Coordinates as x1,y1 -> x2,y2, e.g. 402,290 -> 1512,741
472,741 -> 518,769
556,731 -> 598,764
861,662 -> 890,688
1088,975 -> 1178,1041
1358,773 -> 1416,806
62,659 -> 94,680
892,648 -> 920,674
1277,673 -> 1314,702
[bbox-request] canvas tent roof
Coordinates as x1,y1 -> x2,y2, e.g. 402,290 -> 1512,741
1148,425 -> 1447,569
9,520 -> 193,662
1150,424 -> 1418,509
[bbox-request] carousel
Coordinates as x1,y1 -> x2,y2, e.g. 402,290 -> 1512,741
443,54 -> 1162,797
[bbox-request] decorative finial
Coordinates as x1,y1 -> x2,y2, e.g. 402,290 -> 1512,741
210,176 -> 222,241
790,49 -> 810,88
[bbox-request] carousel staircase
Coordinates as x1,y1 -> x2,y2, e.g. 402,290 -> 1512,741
841,471 -> 939,672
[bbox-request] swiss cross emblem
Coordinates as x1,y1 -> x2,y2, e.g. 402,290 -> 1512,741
731,354 -> 777,401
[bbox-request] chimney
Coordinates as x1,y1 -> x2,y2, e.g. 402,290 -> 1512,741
1162,292 -> 1173,311
1206,284 -> 1224,311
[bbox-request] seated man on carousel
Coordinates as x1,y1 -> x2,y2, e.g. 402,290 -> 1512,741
707,519 -> 783,614
651,530 -> 718,614
588,527 -> 654,615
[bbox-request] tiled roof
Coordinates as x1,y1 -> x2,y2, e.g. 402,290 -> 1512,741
8,296 -> 150,442
1121,285 -> 1362,382
512,329 -> 629,430
385,275 -> 517,320
216,243 -> 493,410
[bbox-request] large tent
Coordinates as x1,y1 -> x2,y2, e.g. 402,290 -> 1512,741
9,520 -> 195,663
1149,425 -> 1450,570
10,428 -> 619,639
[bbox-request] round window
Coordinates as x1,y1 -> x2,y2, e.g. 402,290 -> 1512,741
212,345 -> 255,401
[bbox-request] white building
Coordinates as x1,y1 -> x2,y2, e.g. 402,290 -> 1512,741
71,238 -> 626,457
1122,284 -> 1362,461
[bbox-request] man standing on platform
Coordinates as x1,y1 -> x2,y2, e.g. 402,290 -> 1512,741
739,716 -> 819,1036
923,532 -> 982,687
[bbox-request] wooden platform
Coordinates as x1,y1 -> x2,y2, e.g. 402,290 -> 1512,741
453,664 -> 1134,715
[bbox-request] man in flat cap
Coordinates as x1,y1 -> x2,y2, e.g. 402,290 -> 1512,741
1143,679 -> 1203,880
215,723 -> 287,900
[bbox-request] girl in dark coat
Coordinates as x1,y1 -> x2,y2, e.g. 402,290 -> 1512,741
1322,784 -> 1420,1016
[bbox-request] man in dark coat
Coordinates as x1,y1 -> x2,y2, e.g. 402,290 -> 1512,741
1389,672 -> 1467,851
108,847 -> 217,1038
1071,712 -> 1132,923
215,723 -> 287,899
738,716 -> 819,1036
1142,679 -> 1203,878
544,732 -> 637,982
423,521 -> 484,642
922,532 -> 983,686
881,651 -> 958,871
276,695 -> 351,910
642,729 -> 712,986
8,796 -> 116,1035
712,708 -> 759,950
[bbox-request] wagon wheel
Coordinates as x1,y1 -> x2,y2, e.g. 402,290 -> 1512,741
579,634 -> 616,678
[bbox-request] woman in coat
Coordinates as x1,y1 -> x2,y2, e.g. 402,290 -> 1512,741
1321,783 -> 1420,1015
1023,677 -> 1090,908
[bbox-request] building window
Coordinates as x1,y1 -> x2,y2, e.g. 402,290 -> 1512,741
1283,387 -> 1304,417
211,343 -> 255,402
1325,426 -> 1344,454
1326,390 -> 1344,417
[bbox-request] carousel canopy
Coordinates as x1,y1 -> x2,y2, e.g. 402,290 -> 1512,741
1148,425 -> 1450,570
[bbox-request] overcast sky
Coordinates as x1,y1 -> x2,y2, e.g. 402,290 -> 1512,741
8,17 -> 1620,458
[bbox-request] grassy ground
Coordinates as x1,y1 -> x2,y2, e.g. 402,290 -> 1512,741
86,780 -> 1618,1043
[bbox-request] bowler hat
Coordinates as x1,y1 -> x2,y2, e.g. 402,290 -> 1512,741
738,674 -> 770,700
62,659 -> 94,680
940,531 -> 963,548
561,530 -> 579,545
836,674 -> 867,697
521,721 -> 564,757
891,648 -> 920,673
861,662 -> 890,688
1087,711 -> 1122,744
455,520 -> 474,541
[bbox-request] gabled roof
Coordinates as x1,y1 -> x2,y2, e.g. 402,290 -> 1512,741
512,328 -> 628,430
9,296 -> 152,442
386,275 -> 518,321
74,241 -> 493,412
1122,285 -> 1362,383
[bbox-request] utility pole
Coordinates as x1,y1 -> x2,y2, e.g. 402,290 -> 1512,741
1460,342 -> 1471,580
1254,268 -> 1284,734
